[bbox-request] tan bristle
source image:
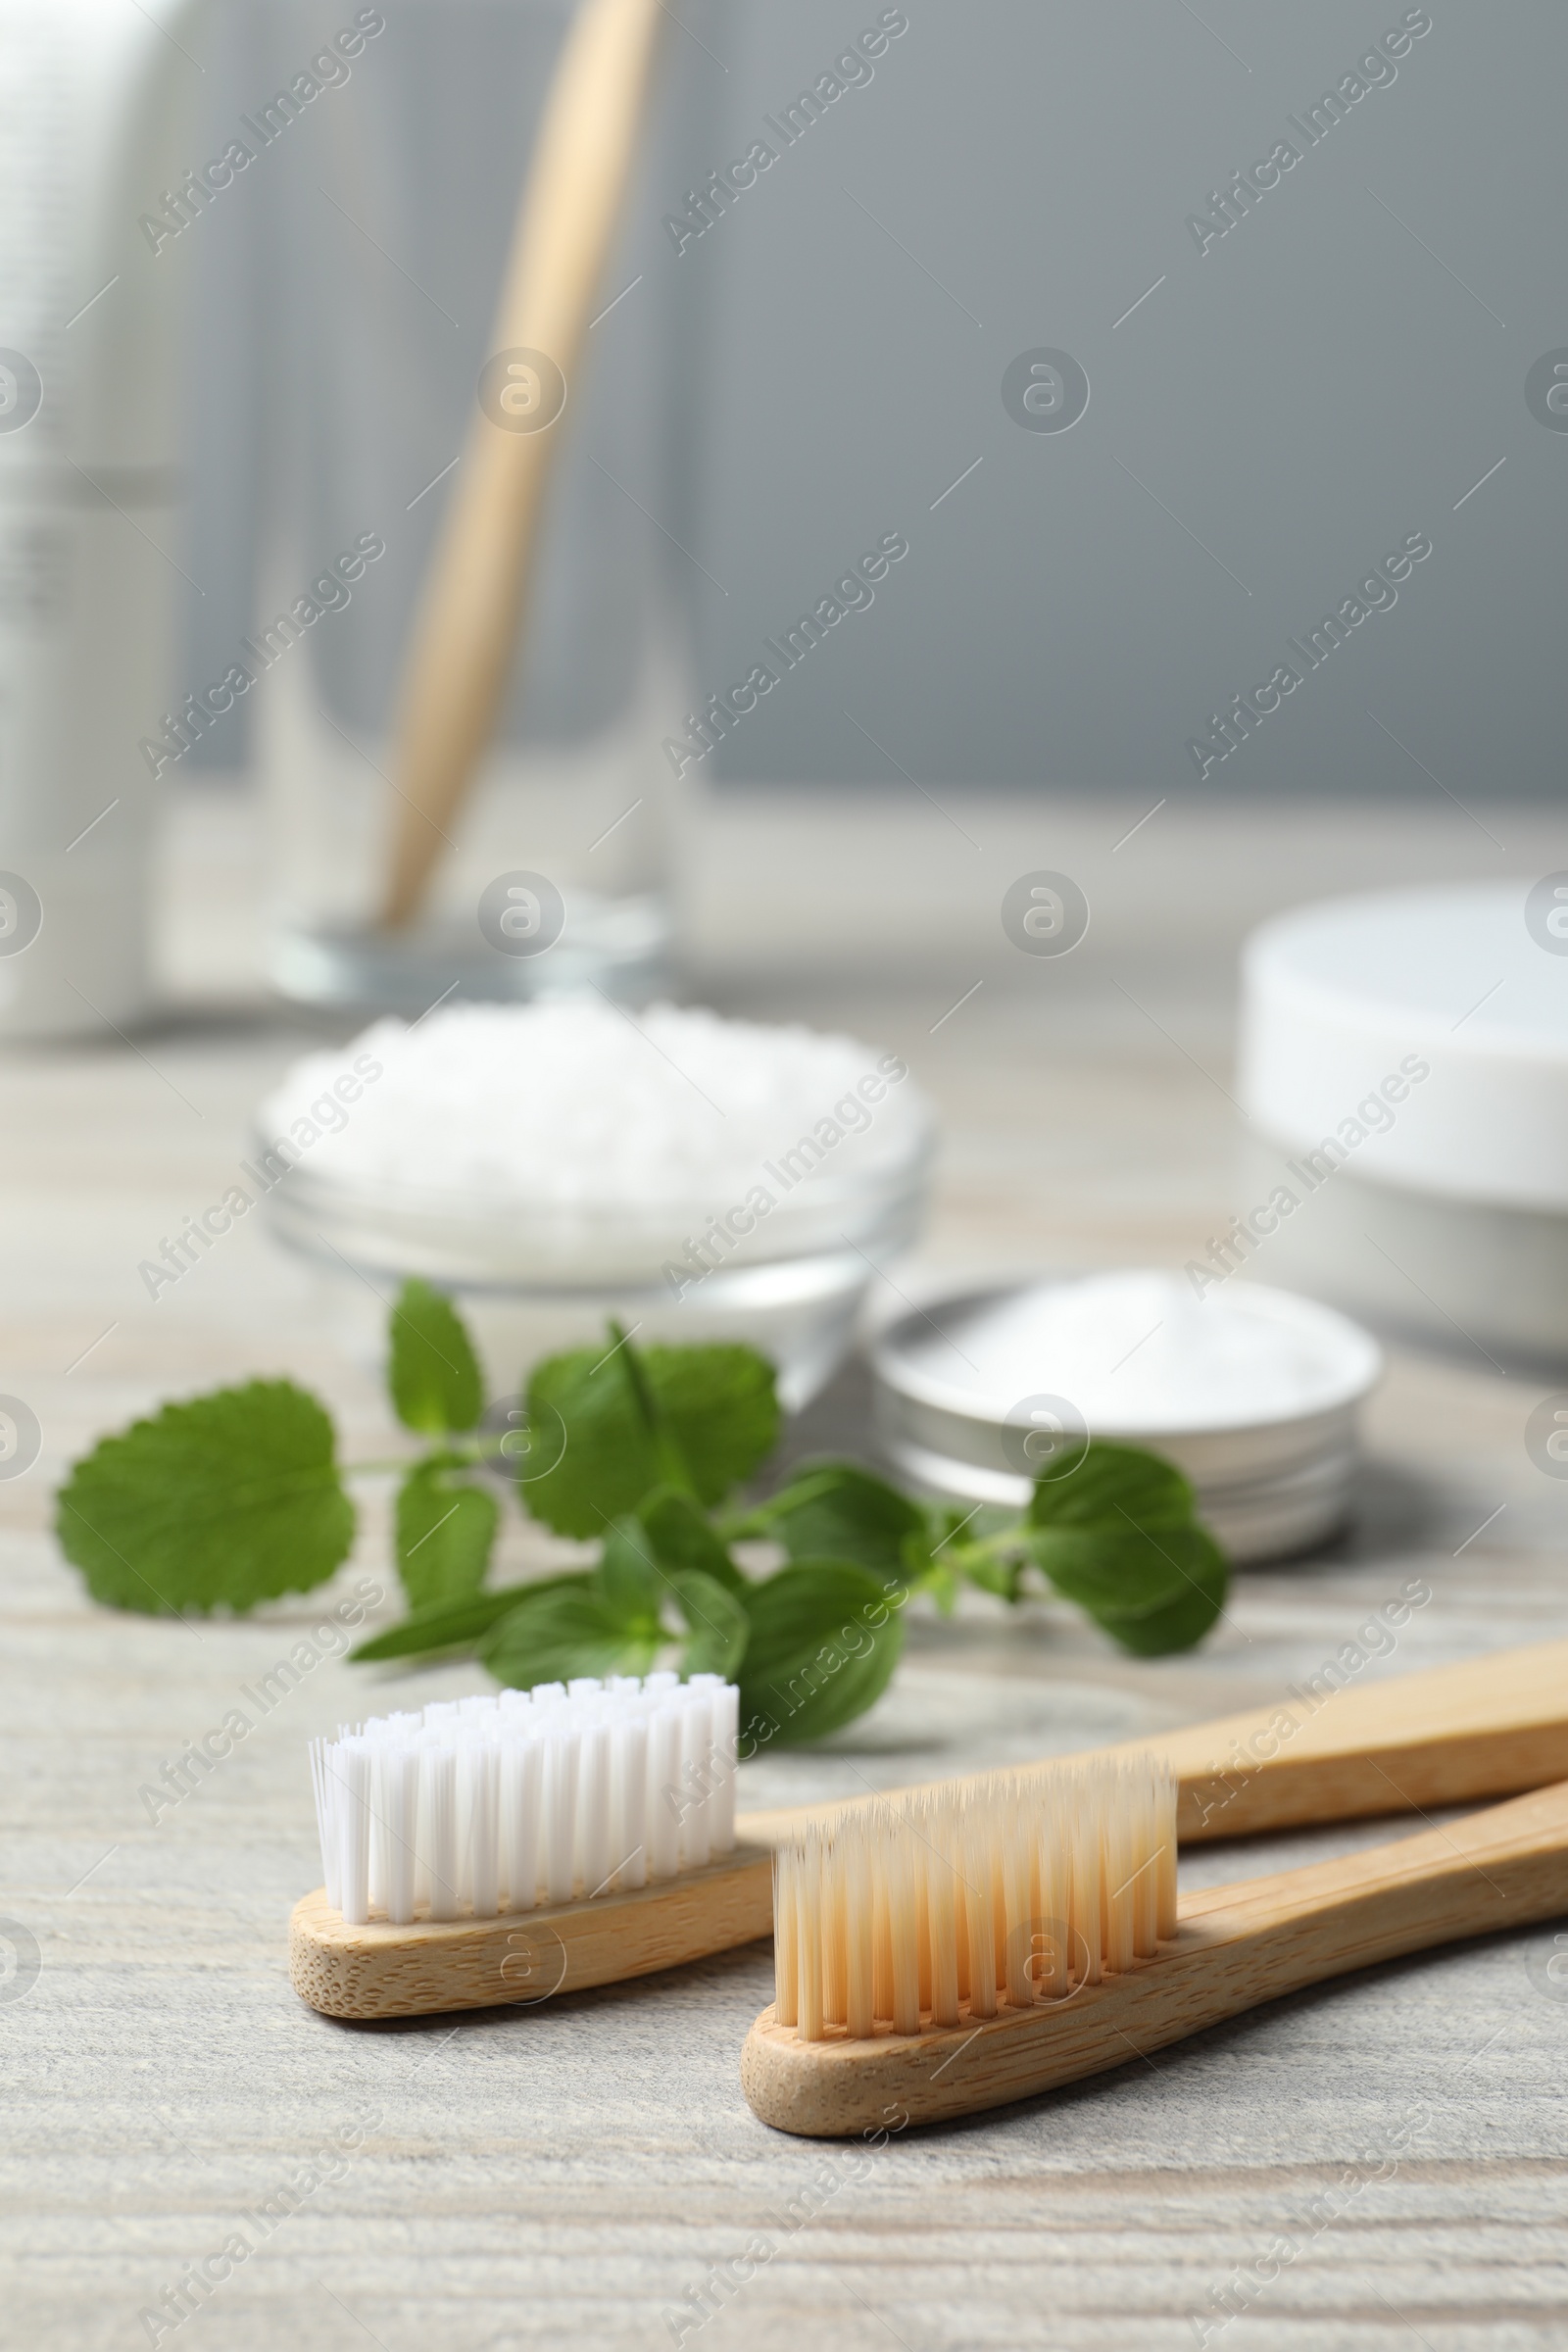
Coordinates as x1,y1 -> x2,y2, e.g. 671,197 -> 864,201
775,1760 -> 1177,2043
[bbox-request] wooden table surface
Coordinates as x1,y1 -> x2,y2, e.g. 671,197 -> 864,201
4,943 -> 1567,2351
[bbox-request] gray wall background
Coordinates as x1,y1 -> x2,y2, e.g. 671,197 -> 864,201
182,1 -> 1568,800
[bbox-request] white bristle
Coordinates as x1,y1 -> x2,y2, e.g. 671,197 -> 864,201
309,1738 -> 339,1912
774,1759 -> 1178,2042
578,1721 -> 612,1896
710,1683 -> 740,1855
501,1738 -> 542,1913
380,1744 -> 419,1925
545,1729 -> 580,1903
334,1739 -> 372,1926
613,1715 -> 648,1889
425,1745 -> 459,1921
467,1740 -> 500,1920
679,1691 -> 712,1870
647,1705 -> 683,1881
309,1673 -> 743,1925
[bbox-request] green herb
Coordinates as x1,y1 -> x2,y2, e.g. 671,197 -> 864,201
349,1579 -> 585,1662
737,1559 -> 905,1745
725,1459 -> 924,1575
55,1287 -> 1230,1741
56,1380 -> 355,1616
387,1276 -> 484,1436
521,1330 -> 778,1535
394,1457 -> 499,1613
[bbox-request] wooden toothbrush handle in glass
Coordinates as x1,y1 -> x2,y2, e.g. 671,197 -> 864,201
381,0 -> 665,929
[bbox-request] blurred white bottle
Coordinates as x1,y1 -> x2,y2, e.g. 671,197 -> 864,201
0,0 -> 205,1038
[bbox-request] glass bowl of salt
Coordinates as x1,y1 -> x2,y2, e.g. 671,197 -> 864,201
252,999 -> 935,1411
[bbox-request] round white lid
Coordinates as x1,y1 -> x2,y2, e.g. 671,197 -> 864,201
1240,884 -> 1568,1211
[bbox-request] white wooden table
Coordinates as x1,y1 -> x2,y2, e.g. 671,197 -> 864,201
4,890 -> 1566,2350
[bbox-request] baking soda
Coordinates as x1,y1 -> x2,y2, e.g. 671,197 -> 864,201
905,1270 -> 1364,1429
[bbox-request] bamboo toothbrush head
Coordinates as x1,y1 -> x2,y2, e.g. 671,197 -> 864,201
768,1762 -> 1178,2048
743,1768 -> 1568,2140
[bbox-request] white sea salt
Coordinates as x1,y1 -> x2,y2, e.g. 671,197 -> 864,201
904,1270 -> 1367,1429
259,999 -> 930,1208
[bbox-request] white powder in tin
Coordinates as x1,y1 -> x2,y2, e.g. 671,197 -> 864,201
906,1271 -> 1367,1429
259,1000 -> 930,1207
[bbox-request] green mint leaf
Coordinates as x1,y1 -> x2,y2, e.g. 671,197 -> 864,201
1092,1532 -> 1228,1655
57,1379 -> 354,1616
638,1486 -> 749,1597
667,1567 -> 751,1678
480,1577 -> 661,1690
518,1344 -> 679,1538
748,1459 -> 925,1575
1028,1440 -> 1194,1533
387,1278 -> 484,1436
607,1322 -> 695,1494
738,1559 -> 905,1748
350,1578 -> 581,1663
394,1458 -> 498,1612
648,1343 -> 779,1500
1032,1523 -> 1227,1654
522,1340 -> 779,1538
597,1516 -> 664,1620
1027,1524 -> 1183,1613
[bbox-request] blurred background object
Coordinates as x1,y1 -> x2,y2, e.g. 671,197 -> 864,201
177,0 -> 713,1014
1239,883 -> 1568,1362
0,0 -> 206,1039
5,0 -> 1567,1323
129,0 -> 1563,1009
177,0 -> 1568,815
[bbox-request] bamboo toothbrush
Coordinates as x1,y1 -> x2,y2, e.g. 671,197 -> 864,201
742,1762 -> 1568,2138
290,1639 -> 1568,2020
380,0 -> 665,930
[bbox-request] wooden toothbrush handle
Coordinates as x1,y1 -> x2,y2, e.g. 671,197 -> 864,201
289,1842 -> 775,2020
381,0 -> 665,929
740,1778 -> 1568,2137
1152,1635 -> 1568,1841
735,1636 -> 1568,1853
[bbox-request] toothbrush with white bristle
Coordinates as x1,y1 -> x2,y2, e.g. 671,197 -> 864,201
741,1760 -> 1568,2138
302,1672 -> 742,1959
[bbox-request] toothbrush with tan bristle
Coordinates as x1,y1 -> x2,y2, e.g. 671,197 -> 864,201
290,1639 -> 1568,2021
742,1761 -> 1568,2138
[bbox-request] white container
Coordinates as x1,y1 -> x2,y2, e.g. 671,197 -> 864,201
870,1272 -> 1381,1565
0,0 -> 204,1038
1237,884 -> 1568,1362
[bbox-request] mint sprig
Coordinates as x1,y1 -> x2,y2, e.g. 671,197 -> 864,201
56,1290 -> 1229,1736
